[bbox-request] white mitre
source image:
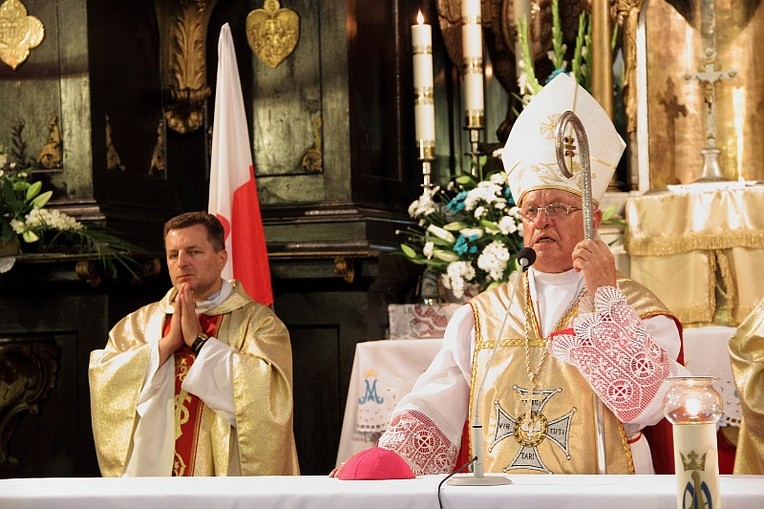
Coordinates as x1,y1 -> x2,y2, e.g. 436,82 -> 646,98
501,73 -> 625,205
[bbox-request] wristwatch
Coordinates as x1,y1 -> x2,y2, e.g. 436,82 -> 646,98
191,332 -> 209,355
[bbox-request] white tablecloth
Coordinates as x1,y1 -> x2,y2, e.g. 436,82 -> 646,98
2,475 -> 763,509
336,339 -> 442,465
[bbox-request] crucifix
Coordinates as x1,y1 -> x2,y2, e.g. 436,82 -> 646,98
519,384 -> 545,428
683,0 -> 737,183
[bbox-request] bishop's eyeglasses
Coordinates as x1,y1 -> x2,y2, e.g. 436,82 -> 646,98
520,203 -> 582,222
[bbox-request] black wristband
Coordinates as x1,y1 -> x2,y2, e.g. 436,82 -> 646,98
191,333 -> 209,355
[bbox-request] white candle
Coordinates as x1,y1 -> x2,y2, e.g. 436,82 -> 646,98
461,0 -> 483,127
663,378 -> 724,509
412,10 -> 435,158
672,423 -> 720,509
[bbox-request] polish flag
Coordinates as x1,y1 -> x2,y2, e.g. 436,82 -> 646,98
208,23 -> 273,306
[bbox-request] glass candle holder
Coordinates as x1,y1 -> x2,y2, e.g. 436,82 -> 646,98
663,376 -> 724,509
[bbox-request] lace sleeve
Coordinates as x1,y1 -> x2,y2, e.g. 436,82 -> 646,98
549,285 -> 671,423
377,410 -> 459,476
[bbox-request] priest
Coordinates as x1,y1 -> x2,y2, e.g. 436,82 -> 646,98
335,73 -> 688,479
89,212 -> 299,476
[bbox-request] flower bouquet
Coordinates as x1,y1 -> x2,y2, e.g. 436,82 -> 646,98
398,168 -> 525,300
0,140 -> 142,275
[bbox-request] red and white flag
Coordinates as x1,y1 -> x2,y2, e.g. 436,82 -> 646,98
208,23 -> 273,306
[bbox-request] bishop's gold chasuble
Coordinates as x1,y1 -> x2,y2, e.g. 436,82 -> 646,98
468,272 -> 675,474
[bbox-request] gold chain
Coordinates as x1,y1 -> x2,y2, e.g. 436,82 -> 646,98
522,272 -> 586,386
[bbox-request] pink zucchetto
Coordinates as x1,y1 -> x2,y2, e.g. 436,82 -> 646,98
337,447 -> 415,480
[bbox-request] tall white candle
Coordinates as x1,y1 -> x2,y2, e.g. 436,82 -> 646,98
672,423 -> 720,509
412,10 -> 435,158
461,0 -> 483,128
663,377 -> 723,509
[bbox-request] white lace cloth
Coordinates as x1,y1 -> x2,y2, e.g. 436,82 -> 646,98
549,285 -> 671,422
378,410 -> 458,476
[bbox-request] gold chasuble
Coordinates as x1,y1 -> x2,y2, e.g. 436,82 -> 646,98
89,281 -> 299,476
729,300 -> 764,474
468,272 -> 675,474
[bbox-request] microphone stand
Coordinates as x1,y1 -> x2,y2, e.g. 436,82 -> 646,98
448,248 -> 536,486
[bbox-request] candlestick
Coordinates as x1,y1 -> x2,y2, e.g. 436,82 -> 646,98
663,376 -> 723,509
412,10 -> 435,162
461,0 -> 483,129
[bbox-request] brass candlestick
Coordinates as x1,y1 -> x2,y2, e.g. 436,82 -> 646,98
418,142 -> 435,189
465,125 -> 485,179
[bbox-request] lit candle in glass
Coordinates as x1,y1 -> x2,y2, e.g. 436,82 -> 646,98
461,0 -> 484,128
412,10 -> 435,160
663,376 -> 723,509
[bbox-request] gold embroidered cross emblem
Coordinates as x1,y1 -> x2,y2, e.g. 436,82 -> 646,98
491,385 -> 576,473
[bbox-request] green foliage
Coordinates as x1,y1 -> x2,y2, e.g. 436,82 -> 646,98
0,128 -> 145,277
516,0 -> 592,99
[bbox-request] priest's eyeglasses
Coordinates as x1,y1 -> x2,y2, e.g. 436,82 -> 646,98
520,203 -> 582,222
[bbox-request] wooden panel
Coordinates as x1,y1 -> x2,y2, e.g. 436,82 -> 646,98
347,0 -> 418,210
289,325 -> 340,475
0,295 -> 108,478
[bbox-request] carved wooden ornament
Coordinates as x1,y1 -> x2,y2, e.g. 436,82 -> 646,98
246,0 -> 299,68
0,0 -> 44,70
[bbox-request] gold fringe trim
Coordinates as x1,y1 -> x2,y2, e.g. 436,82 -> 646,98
672,301 -> 717,327
625,230 -> 764,256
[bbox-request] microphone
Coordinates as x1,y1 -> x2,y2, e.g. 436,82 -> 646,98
516,246 -> 537,271
448,247 -> 536,486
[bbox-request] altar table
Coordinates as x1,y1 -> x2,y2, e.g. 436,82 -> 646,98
625,186 -> 764,326
2,475 -> 763,509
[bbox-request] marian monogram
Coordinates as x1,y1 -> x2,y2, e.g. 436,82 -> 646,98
358,369 -> 384,404
490,385 -> 575,474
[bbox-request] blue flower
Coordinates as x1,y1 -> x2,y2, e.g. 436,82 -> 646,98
447,191 -> 468,213
453,234 -> 479,256
546,68 -> 568,84
504,187 -> 515,205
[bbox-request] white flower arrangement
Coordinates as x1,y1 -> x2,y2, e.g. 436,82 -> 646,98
398,170 -> 524,299
1,138 -> 141,275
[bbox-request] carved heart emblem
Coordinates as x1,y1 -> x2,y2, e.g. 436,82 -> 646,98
246,0 -> 300,69
0,0 -> 45,70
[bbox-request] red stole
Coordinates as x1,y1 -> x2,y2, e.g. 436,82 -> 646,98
163,314 -> 222,476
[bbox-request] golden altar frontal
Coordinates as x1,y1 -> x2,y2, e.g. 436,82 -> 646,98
625,186 -> 764,326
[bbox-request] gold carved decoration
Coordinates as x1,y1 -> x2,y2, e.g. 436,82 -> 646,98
105,115 -> 125,172
36,113 -> 62,170
246,0 -> 300,68
300,113 -> 323,173
0,0 -> 44,70
149,119 -> 166,175
75,260 -> 102,287
0,339 -> 58,467
155,0 -> 217,134
616,0 -> 644,137
334,256 -> 355,284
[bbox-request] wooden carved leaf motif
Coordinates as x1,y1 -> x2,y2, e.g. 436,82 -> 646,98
246,0 -> 300,68
0,0 -> 45,70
